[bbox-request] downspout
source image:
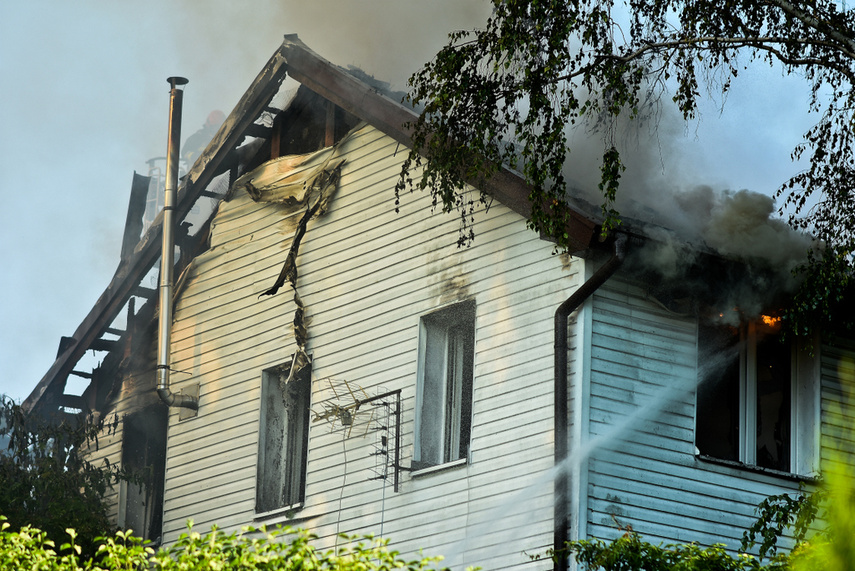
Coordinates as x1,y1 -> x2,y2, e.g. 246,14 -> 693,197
157,77 -> 198,411
553,233 -> 627,570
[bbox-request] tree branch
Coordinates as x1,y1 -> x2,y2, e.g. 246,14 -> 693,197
547,34 -> 855,84
762,0 -> 855,57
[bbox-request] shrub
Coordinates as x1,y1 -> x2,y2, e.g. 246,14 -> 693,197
0,398 -> 125,559
0,517 -> 442,570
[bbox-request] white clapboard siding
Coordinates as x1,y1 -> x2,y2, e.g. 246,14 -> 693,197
160,123 -> 583,571
584,277 -> 804,549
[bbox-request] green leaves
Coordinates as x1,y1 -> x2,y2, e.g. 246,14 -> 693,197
0,520 -> 441,571
741,488 -> 826,559
399,0 -> 595,251
400,0 -> 855,336
782,245 -> 855,342
399,0 -> 669,250
598,146 -> 625,238
551,530 -> 787,571
0,398 -> 128,560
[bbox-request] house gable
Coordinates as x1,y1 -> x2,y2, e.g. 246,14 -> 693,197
23,34 -> 596,421
160,122 -> 586,568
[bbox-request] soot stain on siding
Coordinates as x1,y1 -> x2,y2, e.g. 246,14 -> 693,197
426,252 -> 471,306
603,494 -> 627,525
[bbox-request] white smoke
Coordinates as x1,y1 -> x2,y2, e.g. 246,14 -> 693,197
554,94 -> 818,325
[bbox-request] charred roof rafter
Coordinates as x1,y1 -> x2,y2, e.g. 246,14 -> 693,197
23,42 -> 293,416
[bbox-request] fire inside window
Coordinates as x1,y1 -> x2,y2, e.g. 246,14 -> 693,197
696,316 -> 796,472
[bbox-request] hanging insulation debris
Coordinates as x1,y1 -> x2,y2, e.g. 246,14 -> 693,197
231,128 -> 359,384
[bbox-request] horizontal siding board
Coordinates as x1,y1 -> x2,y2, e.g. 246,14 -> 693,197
590,344 -> 696,380
591,449 -> 801,497
590,458 -> 797,511
300,252 -> 570,352
164,477 -> 255,514
304,215 -> 556,298
166,418 -> 259,459
167,462 -> 257,494
587,514 -> 748,548
165,441 -> 257,482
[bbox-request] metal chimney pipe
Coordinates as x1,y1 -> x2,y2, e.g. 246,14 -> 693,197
157,76 -> 198,411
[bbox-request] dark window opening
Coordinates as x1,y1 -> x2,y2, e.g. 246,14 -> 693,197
756,331 -> 791,471
696,318 -> 793,472
256,360 -> 311,513
121,404 -> 168,542
696,323 -> 740,462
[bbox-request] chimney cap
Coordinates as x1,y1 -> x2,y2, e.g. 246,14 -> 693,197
167,77 -> 189,89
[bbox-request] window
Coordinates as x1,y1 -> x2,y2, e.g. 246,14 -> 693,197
119,405 -> 167,542
414,301 -> 475,469
256,359 -> 311,513
696,317 -> 818,475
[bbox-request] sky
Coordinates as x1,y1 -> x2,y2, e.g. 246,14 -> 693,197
0,1 -> 817,404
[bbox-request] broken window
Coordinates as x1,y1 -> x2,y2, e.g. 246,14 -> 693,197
256,359 -> 311,513
119,404 -> 167,542
414,301 -> 475,469
696,317 -> 816,474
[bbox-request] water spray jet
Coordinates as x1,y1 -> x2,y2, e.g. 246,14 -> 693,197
441,327 -> 717,570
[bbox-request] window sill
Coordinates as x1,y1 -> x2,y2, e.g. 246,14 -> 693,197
695,454 -> 819,483
411,458 -> 467,477
254,503 -> 304,523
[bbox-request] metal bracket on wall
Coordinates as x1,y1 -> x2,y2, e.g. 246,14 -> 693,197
359,389 -> 403,492
178,384 -> 200,421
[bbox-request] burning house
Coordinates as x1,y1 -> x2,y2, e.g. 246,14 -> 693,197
22,35 -> 855,569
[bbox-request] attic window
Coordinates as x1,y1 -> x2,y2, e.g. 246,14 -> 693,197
414,301 -> 475,470
256,360 -> 312,514
696,318 -> 818,475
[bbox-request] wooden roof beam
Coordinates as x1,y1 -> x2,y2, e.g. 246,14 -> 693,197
23,43 -> 292,415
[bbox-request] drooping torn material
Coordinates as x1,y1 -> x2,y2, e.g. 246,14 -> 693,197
233,125 -> 363,385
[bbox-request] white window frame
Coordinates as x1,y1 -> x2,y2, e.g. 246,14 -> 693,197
414,300 -> 475,469
697,321 -> 819,476
788,331 -> 821,476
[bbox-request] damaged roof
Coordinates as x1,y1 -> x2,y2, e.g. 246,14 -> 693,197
22,34 -> 599,417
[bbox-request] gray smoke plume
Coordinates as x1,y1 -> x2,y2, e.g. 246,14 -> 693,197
561,100 -> 815,318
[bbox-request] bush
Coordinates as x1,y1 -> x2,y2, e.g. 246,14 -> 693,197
0,398 -> 125,559
0,517 -> 442,570
548,448 -> 855,570
555,530 -> 791,570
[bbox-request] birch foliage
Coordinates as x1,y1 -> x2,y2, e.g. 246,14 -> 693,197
399,0 -> 855,333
